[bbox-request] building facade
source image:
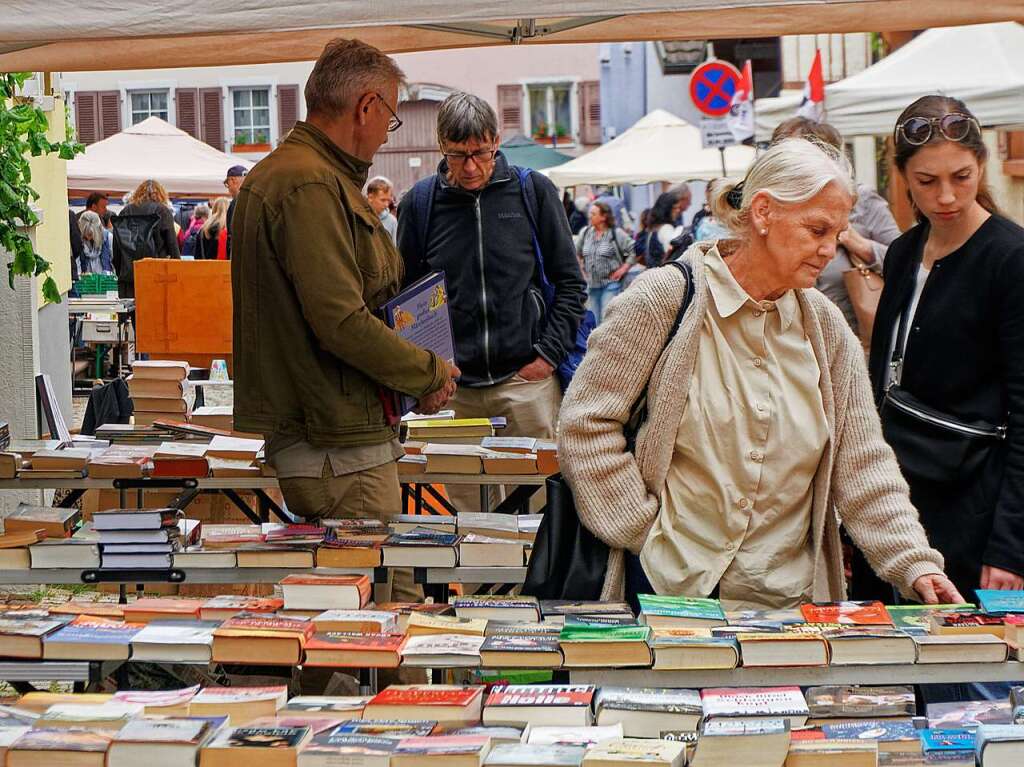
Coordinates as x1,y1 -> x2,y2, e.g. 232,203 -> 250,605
62,43 -> 602,195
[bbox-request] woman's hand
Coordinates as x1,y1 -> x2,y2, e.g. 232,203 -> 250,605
980,565 -> 1024,590
913,573 -> 965,604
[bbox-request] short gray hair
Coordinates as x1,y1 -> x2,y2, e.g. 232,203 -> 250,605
709,138 -> 855,235
305,38 -> 406,116
436,92 -> 499,146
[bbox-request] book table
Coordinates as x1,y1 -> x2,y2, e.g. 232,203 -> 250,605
569,661 -> 1024,688
401,473 -> 547,515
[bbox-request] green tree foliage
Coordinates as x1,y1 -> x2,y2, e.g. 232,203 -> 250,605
1,72 -> 84,303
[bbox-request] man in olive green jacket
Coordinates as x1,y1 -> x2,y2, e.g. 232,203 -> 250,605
232,39 -> 458,604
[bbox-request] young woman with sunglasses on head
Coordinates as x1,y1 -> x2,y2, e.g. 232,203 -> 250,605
856,96 -> 1024,609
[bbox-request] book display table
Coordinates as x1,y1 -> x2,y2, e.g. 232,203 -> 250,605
569,662 -> 1024,688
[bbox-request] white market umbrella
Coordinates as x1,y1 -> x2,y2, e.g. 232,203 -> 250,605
547,109 -> 754,187
67,117 -> 254,197
755,22 -> 1024,138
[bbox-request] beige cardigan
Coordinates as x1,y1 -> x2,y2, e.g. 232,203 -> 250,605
558,243 -> 945,603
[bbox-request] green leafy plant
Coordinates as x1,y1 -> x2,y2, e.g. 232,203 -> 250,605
1,72 -> 83,304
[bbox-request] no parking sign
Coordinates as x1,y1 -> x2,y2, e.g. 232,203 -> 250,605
689,59 -> 742,118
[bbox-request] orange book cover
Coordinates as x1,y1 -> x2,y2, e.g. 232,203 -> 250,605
799,601 -> 893,625
123,598 -> 204,618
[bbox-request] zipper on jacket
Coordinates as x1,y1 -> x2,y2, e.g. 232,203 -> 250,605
886,393 -> 1008,440
475,196 -> 494,384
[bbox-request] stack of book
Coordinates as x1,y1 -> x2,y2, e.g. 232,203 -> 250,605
128,360 -> 193,427
93,508 -> 200,569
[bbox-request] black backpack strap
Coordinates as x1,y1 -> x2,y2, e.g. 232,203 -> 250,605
664,259 -> 695,341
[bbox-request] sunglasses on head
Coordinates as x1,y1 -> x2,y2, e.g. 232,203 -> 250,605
895,113 -> 980,146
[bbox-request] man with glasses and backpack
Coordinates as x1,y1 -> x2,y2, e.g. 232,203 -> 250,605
397,92 -> 587,511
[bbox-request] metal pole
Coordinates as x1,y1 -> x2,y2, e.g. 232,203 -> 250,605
719,147 -> 727,176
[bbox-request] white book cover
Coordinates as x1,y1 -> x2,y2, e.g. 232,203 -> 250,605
457,513 -> 519,533
113,685 -> 201,707
527,724 -> 624,746
114,717 -> 208,743
206,435 -> 264,454
701,687 -> 808,718
191,686 -> 288,705
131,622 -> 218,646
41,701 -> 144,722
314,610 -> 398,630
401,633 -> 485,657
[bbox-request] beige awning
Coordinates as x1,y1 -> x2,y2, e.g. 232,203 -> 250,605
2,1 -> 1023,71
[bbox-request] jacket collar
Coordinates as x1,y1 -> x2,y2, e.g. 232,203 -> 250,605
287,121 -> 372,186
436,150 -> 513,192
702,240 -> 798,331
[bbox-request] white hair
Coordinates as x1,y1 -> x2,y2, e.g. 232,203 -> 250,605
77,210 -> 104,247
709,138 -> 855,235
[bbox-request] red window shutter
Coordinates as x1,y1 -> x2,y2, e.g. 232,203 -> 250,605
199,87 -> 224,150
98,90 -> 121,140
497,84 -> 523,136
175,88 -> 200,138
581,81 -> 601,145
277,84 -> 300,141
74,91 -> 98,145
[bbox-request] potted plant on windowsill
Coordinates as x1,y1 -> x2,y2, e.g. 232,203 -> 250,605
232,131 -> 271,153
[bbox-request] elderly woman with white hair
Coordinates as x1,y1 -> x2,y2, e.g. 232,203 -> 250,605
558,138 -> 963,611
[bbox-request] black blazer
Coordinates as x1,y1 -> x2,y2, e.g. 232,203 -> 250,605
868,213 -> 1024,575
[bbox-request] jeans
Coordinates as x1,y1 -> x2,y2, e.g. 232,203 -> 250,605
588,281 -> 620,323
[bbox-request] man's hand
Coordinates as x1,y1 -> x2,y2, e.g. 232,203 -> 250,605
980,564 -> 1024,590
516,356 -> 555,382
838,227 -> 876,264
416,363 -> 460,415
609,263 -> 631,282
913,573 -> 965,604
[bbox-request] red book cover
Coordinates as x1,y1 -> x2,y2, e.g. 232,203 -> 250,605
151,457 -> 210,478
790,730 -> 826,741
799,601 -> 893,626
369,686 -> 483,708
306,633 -> 404,652
218,615 -> 314,637
934,612 -> 1005,628
485,684 -> 595,707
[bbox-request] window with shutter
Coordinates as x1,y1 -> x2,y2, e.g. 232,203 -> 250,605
176,88 -> 199,138
74,91 -> 99,145
277,84 -> 300,141
199,87 -> 224,150
581,81 -> 601,145
98,91 -> 121,139
497,84 -> 523,136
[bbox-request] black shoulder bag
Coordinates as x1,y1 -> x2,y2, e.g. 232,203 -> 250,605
522,260 -> 695,600
880,296 -> 1007,484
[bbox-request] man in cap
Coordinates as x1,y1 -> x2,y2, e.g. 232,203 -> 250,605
224,165 -> 247,258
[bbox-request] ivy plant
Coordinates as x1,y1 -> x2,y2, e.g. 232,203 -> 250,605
1,72 -> 84,304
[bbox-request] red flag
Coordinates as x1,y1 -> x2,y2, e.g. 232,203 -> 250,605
728,59 -> 755,142
797,49 -> 825,120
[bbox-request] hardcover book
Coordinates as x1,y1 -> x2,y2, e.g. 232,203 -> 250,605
636,594 -> 727,627
804,685 -> 916,719
800,601 -> 894,625
700,687 -> 809,727
304,632 -> 404,668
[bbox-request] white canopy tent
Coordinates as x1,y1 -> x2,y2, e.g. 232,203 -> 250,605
755,22 -> 1024,138
547,109 -> 754,187
2,1 -> 1023,71
66,117 -> 254,197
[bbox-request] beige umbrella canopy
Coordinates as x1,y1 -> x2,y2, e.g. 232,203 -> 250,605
2,1 -> 1022,71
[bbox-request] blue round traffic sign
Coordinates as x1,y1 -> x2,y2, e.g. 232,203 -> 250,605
689,60 -> 742,118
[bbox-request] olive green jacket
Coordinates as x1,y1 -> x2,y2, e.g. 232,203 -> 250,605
232,121 -> 446,446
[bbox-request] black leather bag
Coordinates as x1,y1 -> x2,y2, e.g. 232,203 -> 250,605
522,261 -> 695,600
881,386 -> 1006,484
881,298 -> 1007,485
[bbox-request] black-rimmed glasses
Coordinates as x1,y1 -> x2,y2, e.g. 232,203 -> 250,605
896,113 -> 980,146
442,147 -> 498,166
375,92 -> 402,132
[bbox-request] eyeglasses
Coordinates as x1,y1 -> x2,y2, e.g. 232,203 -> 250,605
375,93 -> 402,132
442,147 -> 497,166
895,113 -> 980,146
